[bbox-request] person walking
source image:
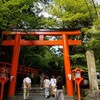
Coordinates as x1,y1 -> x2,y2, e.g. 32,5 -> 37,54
22,74 -> 31,100
50,75 -> 57,97
43,75 -> 50,99
55,76 -> 64,100
40,73 -> 45,89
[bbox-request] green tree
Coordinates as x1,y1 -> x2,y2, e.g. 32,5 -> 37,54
41,0 -> 100,71
86,17 -> 100,69
0,0 -> 43,30
43,0 -> 97,29
0,0 -> 100,73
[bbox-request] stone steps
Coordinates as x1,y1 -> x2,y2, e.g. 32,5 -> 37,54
15,86 -> 78,100
15,85 -> 44,95
15,84 -> 78,100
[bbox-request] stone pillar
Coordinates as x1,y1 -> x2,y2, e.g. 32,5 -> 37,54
86,50 -> 98,90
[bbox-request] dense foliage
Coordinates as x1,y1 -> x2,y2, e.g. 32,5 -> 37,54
42,0 -> 96,29
0,0 -> 100,73
42,0 -> 100,70
86,17 -> 100,69
0,0 -> 44,30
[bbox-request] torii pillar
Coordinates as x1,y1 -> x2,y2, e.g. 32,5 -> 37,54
62,34 -> 74,96
8,34 -> 21,96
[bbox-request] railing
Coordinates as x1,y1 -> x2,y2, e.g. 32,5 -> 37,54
0,62 -> 38,76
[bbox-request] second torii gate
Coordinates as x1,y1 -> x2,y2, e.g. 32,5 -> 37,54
1,29 -> 81,97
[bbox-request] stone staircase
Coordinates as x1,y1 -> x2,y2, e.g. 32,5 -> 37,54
15,85 -> 78,100
15,84 -> 44,96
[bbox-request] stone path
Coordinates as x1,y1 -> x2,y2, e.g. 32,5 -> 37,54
5,95 -> 71,100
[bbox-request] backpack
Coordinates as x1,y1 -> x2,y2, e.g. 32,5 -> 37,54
25,79 -> 29,88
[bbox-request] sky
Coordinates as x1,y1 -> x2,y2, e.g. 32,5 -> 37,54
95,0 -> 100,4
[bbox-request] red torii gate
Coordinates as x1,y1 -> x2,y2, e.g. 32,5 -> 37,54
1,29 -> 81,97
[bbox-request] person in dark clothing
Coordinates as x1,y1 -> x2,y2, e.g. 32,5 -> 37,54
55,76 -> 64,100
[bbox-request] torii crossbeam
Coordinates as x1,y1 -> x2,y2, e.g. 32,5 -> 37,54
1,29 -> 81,97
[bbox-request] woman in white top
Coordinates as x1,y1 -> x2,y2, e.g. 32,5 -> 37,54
23,75 -> 31,100
43,76 -> 50,98
50,75 -> 57,97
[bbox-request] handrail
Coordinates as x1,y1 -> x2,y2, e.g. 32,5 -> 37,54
0,62 -> 37,75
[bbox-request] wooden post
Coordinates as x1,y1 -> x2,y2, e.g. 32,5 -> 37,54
86,50 -> 98,90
